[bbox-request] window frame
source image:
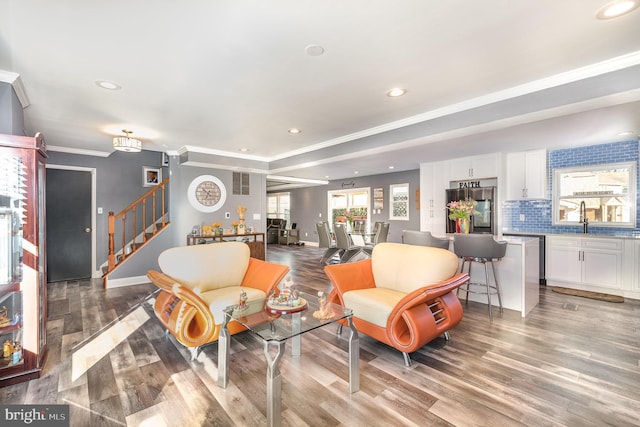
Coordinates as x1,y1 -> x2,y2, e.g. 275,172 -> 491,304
389,183 -> 410,221
552,161 -> 636,228
267,192 -> 290,225
327,187 -> 370,227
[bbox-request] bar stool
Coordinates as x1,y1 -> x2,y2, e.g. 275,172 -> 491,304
453,234 -> 507,320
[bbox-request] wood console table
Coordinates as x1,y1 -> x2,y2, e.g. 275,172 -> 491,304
186,232 -> 266,260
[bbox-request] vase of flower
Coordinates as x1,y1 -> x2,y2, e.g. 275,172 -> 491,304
455,218 -> 470,234
447,199 -> 477,234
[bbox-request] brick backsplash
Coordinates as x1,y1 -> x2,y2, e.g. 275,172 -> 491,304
502,139 -> 640,236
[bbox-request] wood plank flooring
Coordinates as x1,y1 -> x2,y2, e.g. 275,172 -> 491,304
1,244 -> 639,426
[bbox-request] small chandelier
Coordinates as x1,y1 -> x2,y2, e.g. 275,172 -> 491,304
113,130 -> 142,152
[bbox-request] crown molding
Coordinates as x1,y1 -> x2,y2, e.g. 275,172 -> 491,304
47,145 -> 111,157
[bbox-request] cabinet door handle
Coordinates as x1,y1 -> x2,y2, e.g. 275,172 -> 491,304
469,168 -> 473,177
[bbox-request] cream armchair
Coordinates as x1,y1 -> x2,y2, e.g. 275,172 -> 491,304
325,242 -> 469,366
147,241 -> 289,359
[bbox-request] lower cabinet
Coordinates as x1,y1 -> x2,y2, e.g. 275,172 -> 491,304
546,236 -> 622,290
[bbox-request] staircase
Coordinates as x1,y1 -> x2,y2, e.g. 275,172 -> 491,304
103,177 -> 170,277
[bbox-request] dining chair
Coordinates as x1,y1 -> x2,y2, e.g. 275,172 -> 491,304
316,221 -> 342,264
334,222 -> 367,263
363,222 -> 389,255
352,220 -> 366,234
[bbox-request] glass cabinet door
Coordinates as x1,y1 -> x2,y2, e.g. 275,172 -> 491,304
0,291 -> 23,368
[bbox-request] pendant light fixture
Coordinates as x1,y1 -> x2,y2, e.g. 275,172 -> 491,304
112,130 -> 142,152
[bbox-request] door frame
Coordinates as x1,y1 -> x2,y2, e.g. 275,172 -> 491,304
46,164 -> 98,278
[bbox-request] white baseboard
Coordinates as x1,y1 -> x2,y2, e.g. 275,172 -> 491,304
105,275 -> 150,288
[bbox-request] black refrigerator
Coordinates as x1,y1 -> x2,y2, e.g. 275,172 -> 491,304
445,186 -> 496,234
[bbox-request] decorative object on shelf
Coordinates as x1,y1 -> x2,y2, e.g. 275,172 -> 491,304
447,199 -> 477,234
202,225 -> 213,236
231,221 -> 239,234
236,205 -> 247,234
212,222 -> 222,235
142,166 -> 161,187
237,205 -> 246,223
3,339 -> 13,358
112,129 -> 142,153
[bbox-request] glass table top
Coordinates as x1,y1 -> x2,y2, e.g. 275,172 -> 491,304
223,291 -> 352,342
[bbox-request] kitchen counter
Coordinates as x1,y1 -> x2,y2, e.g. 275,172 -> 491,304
503,230 -> 640,239
504,231 -> 640,300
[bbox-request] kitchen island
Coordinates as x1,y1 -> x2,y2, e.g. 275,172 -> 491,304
438,234 -> 540,317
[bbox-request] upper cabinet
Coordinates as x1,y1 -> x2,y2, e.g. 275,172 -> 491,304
420,161 -> 448,235
449,153 -> 500,181
505,149 -> 547,200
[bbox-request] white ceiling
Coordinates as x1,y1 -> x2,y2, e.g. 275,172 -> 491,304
2,1 -> 640,187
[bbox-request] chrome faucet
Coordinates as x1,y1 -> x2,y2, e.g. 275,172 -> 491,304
579,201 -> 588,233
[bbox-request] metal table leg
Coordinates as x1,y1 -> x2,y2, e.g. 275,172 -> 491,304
347,315 -> 360,393
217,315 -> 231,388
264,340 -> 285,427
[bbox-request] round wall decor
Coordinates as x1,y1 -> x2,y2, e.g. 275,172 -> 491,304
187,175 -> 227,212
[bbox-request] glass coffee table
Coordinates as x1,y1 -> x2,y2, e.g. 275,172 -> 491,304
217,291 -> 359,427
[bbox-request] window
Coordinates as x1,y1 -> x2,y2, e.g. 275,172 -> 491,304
267,192 -> 290,225
553,162 -> 636,227
389,183 -> 409,220
327,188 -> 370,226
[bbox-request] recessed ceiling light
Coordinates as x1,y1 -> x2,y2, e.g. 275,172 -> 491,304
388,166 -> 395,170
239,148 -> 250,152
386,88 -> 407,97
354,171 -> 359,175
324,175 -> 329,179
95,80 -> 121,90
305,44 -> 325,56
596,0 -> 639,19
288,128 -> 302,134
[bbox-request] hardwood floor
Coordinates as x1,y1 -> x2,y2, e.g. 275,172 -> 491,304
2,243 -> 639,426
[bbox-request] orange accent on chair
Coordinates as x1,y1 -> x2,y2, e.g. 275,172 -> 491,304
147,242 -> 289,359
325,242 -> 468,366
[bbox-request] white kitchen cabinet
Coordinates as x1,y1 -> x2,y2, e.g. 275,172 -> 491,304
505,149 -> 547,200
420,161 -> 448,235
546,236 -> 622,290
449,153 -> 499,181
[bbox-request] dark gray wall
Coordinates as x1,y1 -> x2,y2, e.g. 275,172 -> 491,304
46,150 -> 168,265
0,82 -> 25,135
284,169 -> 420,244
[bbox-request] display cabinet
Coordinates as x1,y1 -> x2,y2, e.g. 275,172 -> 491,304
0,133 -> 47,387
